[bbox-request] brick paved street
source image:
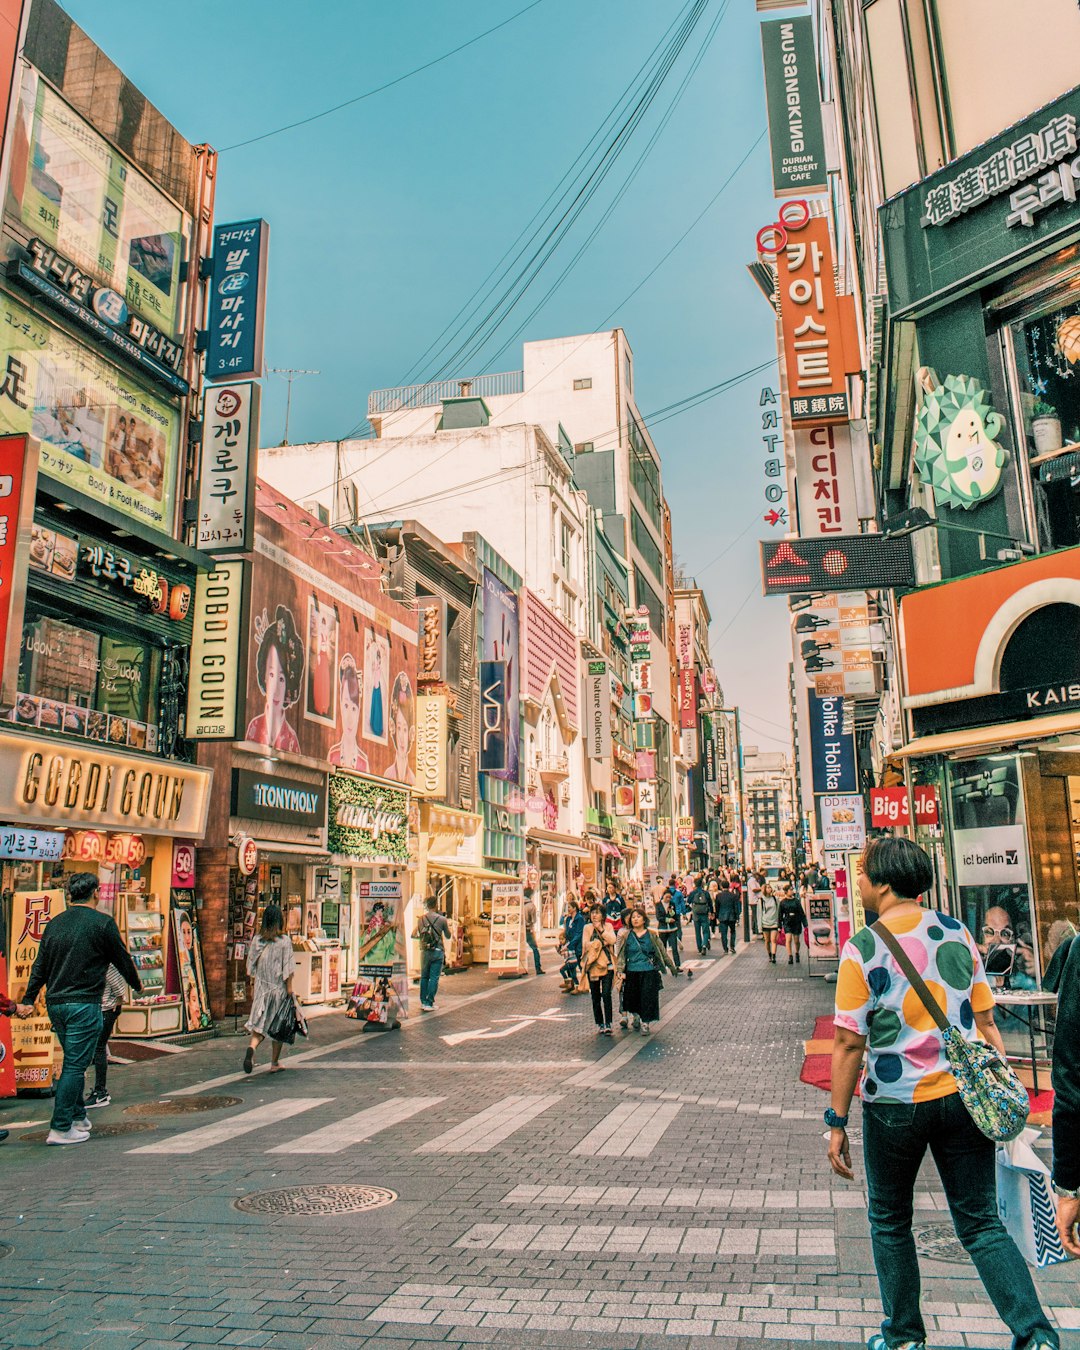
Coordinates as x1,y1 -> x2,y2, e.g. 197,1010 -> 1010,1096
1,941 -> 1077,1350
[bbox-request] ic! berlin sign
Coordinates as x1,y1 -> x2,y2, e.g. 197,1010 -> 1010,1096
760,534 -> 915,596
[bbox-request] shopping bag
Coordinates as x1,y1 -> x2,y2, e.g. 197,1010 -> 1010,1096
776,930 -> 786,948
996,1129 -> 1070,1268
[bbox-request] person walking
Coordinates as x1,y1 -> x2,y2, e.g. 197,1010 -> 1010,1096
759,885 -> 780,963
581,902 -> 617,1036
243,903 -> 298,1073
827,837 -> 1059,1350
604,880 -> 625,932
16,872 -> 141,1146
522,887 -> 544,974
715,879 -> 742,954
558,897 -> 586,991
616,905 -> 676,1035
414,896 -> 452,1011
1048,924 -> 1080,1258
688,875 -> 712,956
654,890 -> 685,976
746,869 -> 763,940
84,964 -> 128,1109
778,887 -> 807,965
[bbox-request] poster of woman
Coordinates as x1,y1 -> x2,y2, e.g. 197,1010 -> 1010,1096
363,628 -> 389,743
245,605 -> 304,753
386,672 -> 415,785
171,900 -> 212,1031
328,654 -> 369,771
305,594 -> 338,726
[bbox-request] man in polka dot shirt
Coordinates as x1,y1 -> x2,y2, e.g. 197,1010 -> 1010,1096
826,837 -> 1058,1350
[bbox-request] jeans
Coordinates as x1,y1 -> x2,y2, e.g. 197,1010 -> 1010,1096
48,1002 -> 103,1131
419,949 -> 444,1007
693,914 -> 711,952
719,920 -> 737,952
661,930 -> 681,970
526,929 -> 542,974
589,972 -> 613,1027
93,1005 -> 121,1092
863,1093 -> 1058,1349
559,952 -> 580,984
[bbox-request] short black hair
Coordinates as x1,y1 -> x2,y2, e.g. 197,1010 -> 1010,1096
67,872 -> 99,904
862,837 -> 933,900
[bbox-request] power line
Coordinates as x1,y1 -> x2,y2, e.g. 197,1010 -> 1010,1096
221,0 -> 548,152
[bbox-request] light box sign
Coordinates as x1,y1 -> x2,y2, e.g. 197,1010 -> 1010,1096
808,691 -> 856,794
186,560 -> 248,740
760,16 -> 827,197
197,382 -> 259,553
794,423 -> 860,536
586,659 -> 612,762
231,767 -> 326,829
760,534 -> 915,596
415,695 -> 448,798
679,668 -> 696,729
0,826 -> 63,860
953,824 -> 1030,887
870,785 -> 940,828
205,219 -> 269,382
481,570 -> 520,781
820,794 -> 866,851
479,659 -> 508,773
0,434 -> 36,703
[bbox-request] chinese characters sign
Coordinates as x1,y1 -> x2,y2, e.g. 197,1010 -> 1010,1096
8,889 -> 65,1090
197,382 -> 259,552
793,423 -> 859,536
205,220 -> 269,382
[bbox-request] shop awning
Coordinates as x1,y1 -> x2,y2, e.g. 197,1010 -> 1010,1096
589,838 -> 621,858
427,861 -> 515,882
526,828 -> 592,859
894,711 -> 1080,759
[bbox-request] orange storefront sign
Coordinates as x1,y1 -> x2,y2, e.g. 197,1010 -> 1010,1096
899,549 -> 1080,706
763,203 -> 860,424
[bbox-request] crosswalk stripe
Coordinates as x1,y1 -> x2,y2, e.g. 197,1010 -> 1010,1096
127,1097 -> 333,1155
572,1101 -> 683,1157
415,1094 -> 563,1154
268,1096 -> 444,1154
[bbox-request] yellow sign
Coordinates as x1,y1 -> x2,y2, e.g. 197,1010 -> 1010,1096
414,696 -> 448,798
847,851 -> 866,934
186,561 -> 247,739
0,730 -> 213,837
8,889 -> 66,1090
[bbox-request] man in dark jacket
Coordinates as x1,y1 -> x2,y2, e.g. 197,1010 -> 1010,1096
715,883 -> 742,954
1050,933 -> 1080,1256
17,872 -> 141,1146
688,875 -> 712,956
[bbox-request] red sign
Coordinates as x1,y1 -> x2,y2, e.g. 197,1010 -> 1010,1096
172,840 -> 196,888
237,835 -> 258,876
870,786 -> 940,827
0,952 -> 14,1098
678,669 -> 696,729
0,435 -> 33,699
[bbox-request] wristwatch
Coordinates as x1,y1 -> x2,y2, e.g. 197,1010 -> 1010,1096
824,1107 -> 849,1129
1052,1179 -> 1080,1200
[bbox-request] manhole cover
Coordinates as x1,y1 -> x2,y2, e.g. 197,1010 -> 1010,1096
234,1185 -> 397,1216
914,1222 -> 971,1264
20,1121 -> 157,1143
126,1095 -> 241,1116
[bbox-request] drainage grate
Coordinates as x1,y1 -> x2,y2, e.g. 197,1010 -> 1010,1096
914,1222 -> 971,1264
234,1185 -> 398,1216
20,1121 -> 157,1143
126,1095 -> 241,1116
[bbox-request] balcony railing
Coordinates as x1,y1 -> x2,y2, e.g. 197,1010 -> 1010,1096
536,751 -> 570,781
368,369 -> 524,416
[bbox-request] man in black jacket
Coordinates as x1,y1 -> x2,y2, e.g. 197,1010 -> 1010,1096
1050,933 -> 1080,1257
17,872 -> 141,1146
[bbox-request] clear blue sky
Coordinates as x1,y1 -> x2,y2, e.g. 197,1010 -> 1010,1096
60,0 -> 794,752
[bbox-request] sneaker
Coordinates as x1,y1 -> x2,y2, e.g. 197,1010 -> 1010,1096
73,1116 -> 92,1131
632,1015 -> 641,1031
46,1126 -> 90,1146
602,1026 -> 613,1036
596,1025 -> 606,1035
0,1128 -> 8,1143
866,1339 -> 925,1350
619,1017 -> 629,1030
796,953 -> 801,963
788,955 -> 794,965
85,1090 -> 111,1109
419,1003 -> 434,1012
641,1023 -> 651,1036
243,1047 -> 254,1074
686,969 -> 693,979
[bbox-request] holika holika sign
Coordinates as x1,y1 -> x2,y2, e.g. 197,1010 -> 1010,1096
327,770 -> 409,862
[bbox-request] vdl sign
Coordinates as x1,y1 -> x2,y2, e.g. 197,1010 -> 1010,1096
479,660 -> 507,773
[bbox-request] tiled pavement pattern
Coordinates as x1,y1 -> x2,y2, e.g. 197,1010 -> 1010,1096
0,939 -> 1078,1350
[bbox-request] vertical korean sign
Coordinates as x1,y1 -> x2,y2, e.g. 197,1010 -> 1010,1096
793,423 -> 859,536
9,889 -> 66,1090
586,659 -> 612,762
0,434 -> 36,703
760,16 -> 827,197
197,382 -> 259,552
205,219 -> 269,382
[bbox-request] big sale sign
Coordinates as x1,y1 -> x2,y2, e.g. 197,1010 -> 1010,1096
870,786 -> 940,828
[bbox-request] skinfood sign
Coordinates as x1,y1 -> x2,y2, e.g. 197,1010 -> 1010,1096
0,732 -> 213,838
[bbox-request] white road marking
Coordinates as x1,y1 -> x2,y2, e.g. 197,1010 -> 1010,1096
441,1006 -> 579,1047
571,1101 -> 683,1157
268,1096 -> 443,1154
127,1097 -> 333,1154
415,1094 -> 563,1154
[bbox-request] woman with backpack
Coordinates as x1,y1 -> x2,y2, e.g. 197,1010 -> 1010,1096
581,902 -> 617,1035
615,906 -> 676,1035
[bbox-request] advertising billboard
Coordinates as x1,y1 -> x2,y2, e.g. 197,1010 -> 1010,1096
5,69 -> 190,337
481,569 -> 520,781
0,292 -> 180,533
243,485 -> 418,783
808,691 -> 856,794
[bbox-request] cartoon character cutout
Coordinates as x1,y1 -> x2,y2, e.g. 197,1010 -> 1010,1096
386,672 -> 415,785
246,604 -> 304,753
913,368 -> 1007,510
328,654 -> 370,772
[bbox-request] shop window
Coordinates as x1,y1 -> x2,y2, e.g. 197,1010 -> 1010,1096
1010,297 -> 1080,550
573,377 -> 592,391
